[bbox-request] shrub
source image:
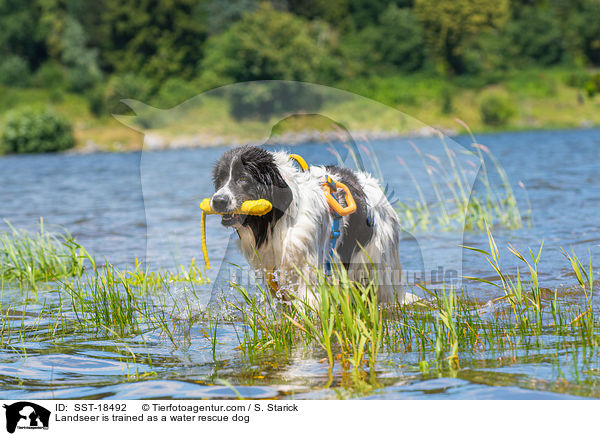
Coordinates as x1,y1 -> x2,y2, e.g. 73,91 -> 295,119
480,93 -> 516,126
563,71 -> 600,98
32,62 -> 67,89
0,55 -> 30,87
564,71 -> 592,89
584,74 -> 600,98
1,108 -> 75,154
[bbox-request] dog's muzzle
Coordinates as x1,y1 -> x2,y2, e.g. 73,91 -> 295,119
220,213 -> 244,227
211,193 -> 231,212
211,194 -> 245,227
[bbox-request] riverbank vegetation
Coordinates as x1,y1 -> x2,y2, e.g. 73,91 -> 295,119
1,1 -> 600,152
0,223 -> 597,396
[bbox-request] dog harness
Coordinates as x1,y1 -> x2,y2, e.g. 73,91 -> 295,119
290,155 -> 357,274
199,154 -> 357,291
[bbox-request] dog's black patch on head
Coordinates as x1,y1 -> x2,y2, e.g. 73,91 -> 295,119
212,145 -> 293,248
325,165 -> 374,268
240,146 -> 293,247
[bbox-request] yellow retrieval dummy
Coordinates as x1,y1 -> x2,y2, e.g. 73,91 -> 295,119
199,198 -> 272,269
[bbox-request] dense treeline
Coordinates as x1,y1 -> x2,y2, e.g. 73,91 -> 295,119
1,0 -> 599,115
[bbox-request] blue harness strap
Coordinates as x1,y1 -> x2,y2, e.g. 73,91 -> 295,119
326,214 -> 341,275
325,174 -> 342,275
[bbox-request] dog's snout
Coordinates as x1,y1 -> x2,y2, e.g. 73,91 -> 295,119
211,193 -> 231,212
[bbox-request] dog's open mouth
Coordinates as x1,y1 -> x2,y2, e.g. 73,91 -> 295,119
221,213 -> 245,227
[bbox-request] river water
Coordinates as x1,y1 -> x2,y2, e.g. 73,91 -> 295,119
0,127 -> 598,399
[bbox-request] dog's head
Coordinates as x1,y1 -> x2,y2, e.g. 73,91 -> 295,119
211,146 -> 293,232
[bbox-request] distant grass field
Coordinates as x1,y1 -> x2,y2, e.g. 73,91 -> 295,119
1,68 -> 599,152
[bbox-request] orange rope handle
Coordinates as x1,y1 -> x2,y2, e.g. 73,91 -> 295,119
322,177 -> 357,216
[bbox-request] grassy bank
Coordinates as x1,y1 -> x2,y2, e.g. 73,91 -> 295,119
1,68 -> 599,153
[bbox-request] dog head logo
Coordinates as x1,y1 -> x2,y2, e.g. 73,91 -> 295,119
3,402 -> 50,433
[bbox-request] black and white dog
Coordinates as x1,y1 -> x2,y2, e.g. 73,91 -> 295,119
210,145 -> 413,305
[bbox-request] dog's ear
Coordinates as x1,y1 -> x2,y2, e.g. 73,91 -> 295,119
240,146 -> 292,216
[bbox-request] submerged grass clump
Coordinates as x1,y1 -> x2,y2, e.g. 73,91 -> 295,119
64,256 -> 208,340
0,223 -> 209,346
0,220 -> 85,290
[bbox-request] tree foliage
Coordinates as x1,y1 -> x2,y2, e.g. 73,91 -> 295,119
0,0 -> 599,124
60,16 -> 103,91
204,0 -> 258,35
567,0 -> 600,65
414,0 -> 510,74
101,0 -> 207,84
0,0 -> 48,69
342,5 -> 425,74
199,4 -> 340,86
505,6 -> 566,66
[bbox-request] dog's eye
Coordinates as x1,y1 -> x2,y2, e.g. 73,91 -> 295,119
238,177 -> 249,185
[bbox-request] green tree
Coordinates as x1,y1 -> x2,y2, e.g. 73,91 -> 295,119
204,0 -> 258,35
286,0 -> 350,27
505,6 -> 566,66
567,0 -> 600,65
60,16 -> 103,91
0,0 -> 48,69
199,5 -> 343,120
65,0 -> 109,57
414,0 -> 509,74
460,30 -> 508,76
342,5 -> 425,74
102,0 -> 207,85
29,0 -> 103,91
103,73 -> 154,114
347,0 -> 413,29
199,4 -> 341,86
